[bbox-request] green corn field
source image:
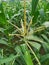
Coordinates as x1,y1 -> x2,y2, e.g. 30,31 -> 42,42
0,0 -> 49,65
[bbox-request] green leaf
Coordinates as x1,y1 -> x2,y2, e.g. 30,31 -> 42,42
31,0 -> 39,24
15,46 -> 27,65
0,39 -> 16,53
26,35 -> 44,43
0,54 -> 19,64
31,0 -> 39,15
39,8 -> 45,22
0,28 -> 5,33
0,1 -> 7,27
40,54 -> 49,62
41,34 -> 49,43
21,44 -> 34,65
28,41 -> 41,51
0,39 -> 8,45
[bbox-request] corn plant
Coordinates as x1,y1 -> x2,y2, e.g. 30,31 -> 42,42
0,0 -> 49,65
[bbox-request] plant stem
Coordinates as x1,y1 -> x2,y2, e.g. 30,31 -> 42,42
24,0 -> 26,35
7,21 -> 21,33
9,34 -> 23,36
12,59 -> 15,65
1,49 -> 4,65
25,41 -> 41,65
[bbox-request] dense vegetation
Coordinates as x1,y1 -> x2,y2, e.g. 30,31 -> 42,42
0,0 -> 49,65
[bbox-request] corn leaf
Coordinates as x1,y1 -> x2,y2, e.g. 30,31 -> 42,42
21,44 -> 34,65
0,54 -> 19,64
